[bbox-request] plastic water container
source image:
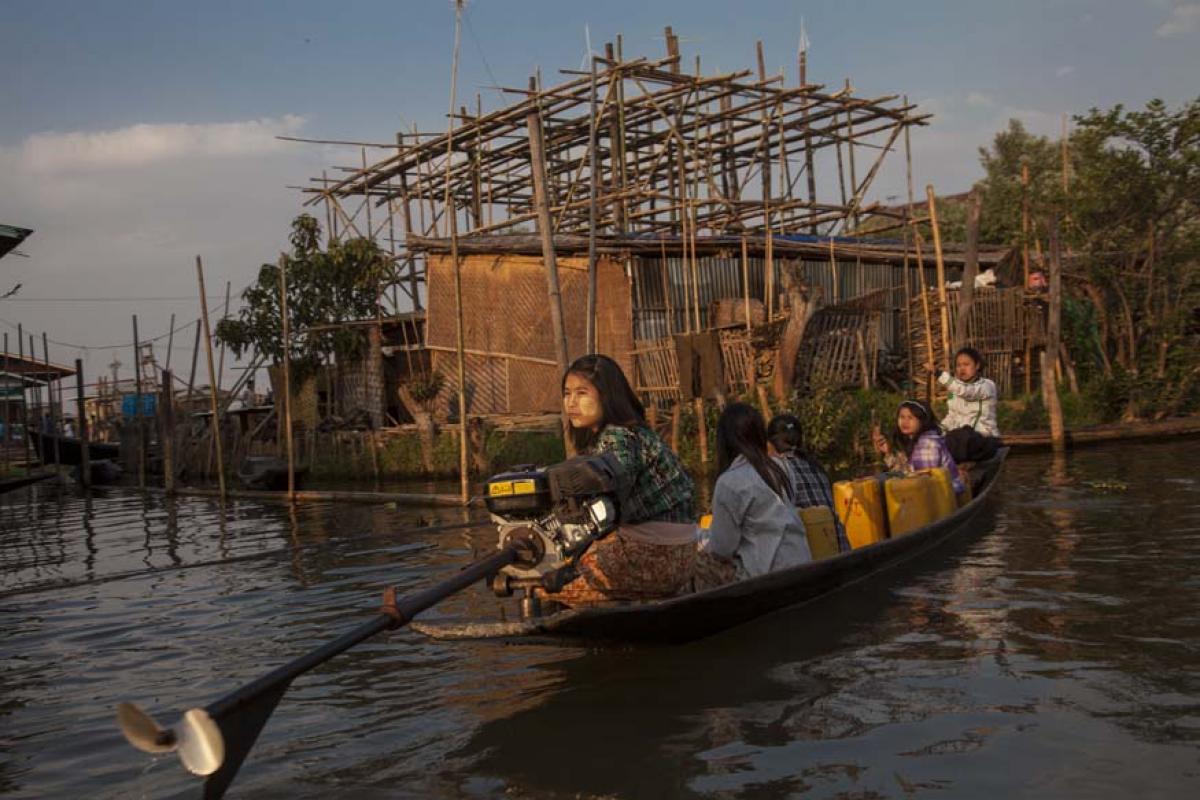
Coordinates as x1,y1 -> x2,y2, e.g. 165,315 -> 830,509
798,505 -> 840,560
885,473 -> 940,536
833,477 -> 888,548
915,467 -> 958,519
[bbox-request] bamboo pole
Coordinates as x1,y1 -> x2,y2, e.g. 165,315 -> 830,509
913,232 -> 936,402
165,312 -> 176,372
741,236 -> 751,331
132,315 -> 145,489
41,333 -> 62,473
186,319 -> 200,409
278,256 -> 295,500
586,54 -> 598,354
216,280 -> 231,394
161,368 -> 175,494
17,325 -> 31,474
955,188 -> 982,349
1021,163 -> 1031,290
694,397 -> 708,465
75,358 -> 89,488
1045,217 -> 1065,449
926,185 -> 952,366
444,1 -> 472,498
196,256 -> 227,501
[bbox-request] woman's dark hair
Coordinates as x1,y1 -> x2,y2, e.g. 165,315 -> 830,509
892,399 -> 941,458
717,403 -> 794,502
767,413 -> 831,485
562,354 -> 646,452
954,346 -> 985,373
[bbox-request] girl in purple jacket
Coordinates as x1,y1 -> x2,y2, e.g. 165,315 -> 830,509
872,399 -> 965,495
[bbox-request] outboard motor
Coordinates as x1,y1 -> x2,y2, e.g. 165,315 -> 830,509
484,454 -> 626,618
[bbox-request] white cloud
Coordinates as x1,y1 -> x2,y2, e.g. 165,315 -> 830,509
965,91 -> 995,108
12,115 -> 307,173
1156,3 -> 1200,37
1055,65 -> 1075,78
0,114 -> 344,370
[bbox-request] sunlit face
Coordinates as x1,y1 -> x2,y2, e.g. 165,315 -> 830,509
563,373 -> 604,431
897,407 -> 922,436
955,353 -> 979,382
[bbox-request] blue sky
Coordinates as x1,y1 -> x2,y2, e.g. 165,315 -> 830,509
1,0 -> 1197,375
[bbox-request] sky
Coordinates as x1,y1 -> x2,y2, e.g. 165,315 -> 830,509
1,0 -> 1197,384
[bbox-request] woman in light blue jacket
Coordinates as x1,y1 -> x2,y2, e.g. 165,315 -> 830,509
697,403 -> 812,587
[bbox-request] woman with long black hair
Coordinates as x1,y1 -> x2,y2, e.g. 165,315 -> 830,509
697,403 -> 812,587
555,354 -> 697,606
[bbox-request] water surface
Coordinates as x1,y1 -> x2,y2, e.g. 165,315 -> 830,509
2,441 -> 1198,798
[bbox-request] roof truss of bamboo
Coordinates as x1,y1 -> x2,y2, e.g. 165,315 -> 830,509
296,29 -> 929,251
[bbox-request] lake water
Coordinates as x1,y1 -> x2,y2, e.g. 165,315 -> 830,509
2,441 -> 1198,798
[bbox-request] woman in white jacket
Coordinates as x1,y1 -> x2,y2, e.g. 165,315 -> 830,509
935,346 -> 1001,463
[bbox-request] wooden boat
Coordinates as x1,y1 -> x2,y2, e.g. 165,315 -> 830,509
1003,415 -> 1200,450
28,430 -> 120,465
415,448 -> 1008,645
236,456 -> 308,491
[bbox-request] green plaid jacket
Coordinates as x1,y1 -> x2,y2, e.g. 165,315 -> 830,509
586,425 -> 696,524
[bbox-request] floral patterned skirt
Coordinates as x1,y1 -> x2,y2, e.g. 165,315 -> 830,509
550,533 -> 697,607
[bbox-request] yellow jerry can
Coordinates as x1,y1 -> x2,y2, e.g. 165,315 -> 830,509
833,477 -> 888,548
915,467 -> 958,519
885,472 -> 942,536
798,505 -> 841,560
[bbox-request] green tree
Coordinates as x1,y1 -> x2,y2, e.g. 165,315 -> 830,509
215,214 -> 388,384
976,99 -> 1200,416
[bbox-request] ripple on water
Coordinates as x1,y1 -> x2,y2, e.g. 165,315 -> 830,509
3,443 -> 1200,798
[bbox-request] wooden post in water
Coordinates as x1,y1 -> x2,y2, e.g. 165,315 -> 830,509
40,333 -> 63,474
160,368 -> 175,494
131,315 -> 146,489
196,256 -> 227,501
17,324 -> 31,474
75,358 -> 90,488
1044,218 -> 1065,450
278,255 -> 295,500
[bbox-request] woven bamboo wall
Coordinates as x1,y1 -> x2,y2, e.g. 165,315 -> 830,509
425,254 -> 633,415
794,305 -> 883,391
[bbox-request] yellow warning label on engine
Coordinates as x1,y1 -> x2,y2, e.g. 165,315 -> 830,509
488,479 -> 537,497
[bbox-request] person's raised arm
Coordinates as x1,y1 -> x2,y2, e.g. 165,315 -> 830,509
938,371 -> 996,401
